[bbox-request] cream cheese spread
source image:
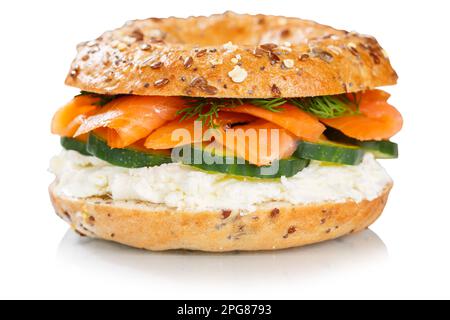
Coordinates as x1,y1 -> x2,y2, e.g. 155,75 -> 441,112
50,150 -> 392,212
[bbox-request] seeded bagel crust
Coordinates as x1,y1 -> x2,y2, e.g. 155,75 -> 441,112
65,12 -> 397,98
49,183 -> 392,252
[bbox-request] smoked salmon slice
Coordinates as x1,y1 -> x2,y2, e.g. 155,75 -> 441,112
225,103 -> 325,141
51,95 -> 100,137
218,120 -> 298,166
321,90 -> 403,141
144,112 -> 256,149
75,96 -> 185,148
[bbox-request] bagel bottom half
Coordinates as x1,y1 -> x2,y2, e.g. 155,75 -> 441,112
49,183 -> 391,252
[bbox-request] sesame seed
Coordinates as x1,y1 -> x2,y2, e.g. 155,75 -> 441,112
282,59 -> 294,69
299,53 -> 310,61
150,61 -> 163,69
222,210 -> 232,219
370,52 -> 381,64
140,43 -> 152,51
348,46 -> 360,57
271,84 -> 281,97
260,43 -> 277,51
288,226 -> 296,234
201,85 -> 218,95
327,45 -> 342,55
154,78 -> 169,87
131,29 -> 144,41
196,49 -> 207,57
69,65 -> 80,78
253,48 -> 265,58
86,40 -> 97,47
271,208 -> 280,218
183,56 -> 193,69
279,46 -> 292,52
269,52 -> 280,64
347,42 -> 357,49
150,37 -> 165,44
330,35 -> 340,41
190,76 -> 207,87
281,29 -> 291,38
228,66 -> 248,83
312,48 -> 334,63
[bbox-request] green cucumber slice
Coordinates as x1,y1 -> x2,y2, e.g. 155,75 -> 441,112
87,134 -> 172,168
177,145 -> 310,179
324,127 -> 398,159
63,134 -> 311,178
356,140 -> 398,159
60,137 -> 91,156
294,141 -> 364,165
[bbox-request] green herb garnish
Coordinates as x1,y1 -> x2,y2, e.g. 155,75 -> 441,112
75,90 -> 360,128
177,98 -> 244,128
179,94 -> 360,127
289,95 -> 360,119
77,91 -> 120,107
247,98 -> 286,112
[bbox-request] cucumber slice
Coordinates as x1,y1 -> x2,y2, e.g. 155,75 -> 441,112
356,140 -> 398,159
60,137 -> 91,156
62,134 -> 311,178
324,127 -> 398,159
179,145 -> 310,179
294,141 -> 364,165
87,134 -> 172,168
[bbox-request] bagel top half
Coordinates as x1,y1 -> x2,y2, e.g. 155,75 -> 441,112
65,11 -> 397,98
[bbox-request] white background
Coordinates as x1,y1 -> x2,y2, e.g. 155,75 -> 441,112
0,0 -> 449,299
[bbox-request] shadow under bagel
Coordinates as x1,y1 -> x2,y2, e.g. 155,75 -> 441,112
57,228 -> 388,283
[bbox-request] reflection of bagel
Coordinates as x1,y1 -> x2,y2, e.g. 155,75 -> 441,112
66,11 -> 397,98
50,184 -> 391,252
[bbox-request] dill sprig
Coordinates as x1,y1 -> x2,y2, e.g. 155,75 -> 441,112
178,94 -> 360,128
179,97 -> 288,128
248,98 -> 286,112
178,98 -> 244,128
77,91 -> 120,107
289,95 -> 360,119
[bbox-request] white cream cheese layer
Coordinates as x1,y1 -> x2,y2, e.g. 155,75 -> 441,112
50,150 -> 392,212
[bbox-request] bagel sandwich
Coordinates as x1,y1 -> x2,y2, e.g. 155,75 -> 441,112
50,12 -> 402,252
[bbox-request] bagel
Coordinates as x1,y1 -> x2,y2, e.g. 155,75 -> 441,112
50,183 -> 391,252
51,12 -> 401,252
66,11 -> 397,98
